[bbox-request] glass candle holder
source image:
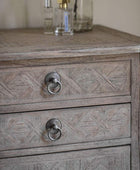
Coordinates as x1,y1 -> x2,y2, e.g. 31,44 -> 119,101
72,0 -> 93,32
44,0 -> 54,34
54,0 -> 73,36
54,8 -> 73,36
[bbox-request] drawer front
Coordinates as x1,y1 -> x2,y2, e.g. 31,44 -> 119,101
0,61 -> 130,106
0,104 -> 130,151
0,146 -> 130,170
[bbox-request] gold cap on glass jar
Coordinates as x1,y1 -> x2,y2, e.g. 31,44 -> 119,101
57,0 -> 70,9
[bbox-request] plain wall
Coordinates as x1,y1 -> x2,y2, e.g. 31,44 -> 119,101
0,0 -> 27,28
0,0 -> 140,36
0,0 -> 43,28
94,0 -> 140,36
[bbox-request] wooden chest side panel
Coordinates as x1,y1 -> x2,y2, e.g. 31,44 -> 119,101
0,61 -> 130,106
0,104 -> 130,151
0,146 -> 130,170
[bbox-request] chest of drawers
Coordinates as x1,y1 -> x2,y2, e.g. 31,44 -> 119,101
0,26 -> 140,170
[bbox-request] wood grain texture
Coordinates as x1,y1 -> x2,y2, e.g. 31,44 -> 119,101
0,61 -> 130,107
0,26 -> 139,170
139,54 -> 140,169
0,25 -> 140,62
0,104 -> 130,151
0,95 -> 131,114
0,138 -> 131,159
0,53 -> 134,69
131,55 -> 140,170
0,146 -> 130,170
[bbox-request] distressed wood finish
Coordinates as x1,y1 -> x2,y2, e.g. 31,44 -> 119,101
0,146 -> 130,170
0,26 -> 140,170
0,138 -> 131,159
131,55 -> 140,170
0,104 -> 130,151
0,61 -> 130,107
0,95 -> 131,114
0,25 -> 140,61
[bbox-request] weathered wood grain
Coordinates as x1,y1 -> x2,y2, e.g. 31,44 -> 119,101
0,146 -> 130,170
0,95 -> 131,114
0,46 -> 140,62
0,26 -> 140,170
0,54 -> 134,68
0,104 -> 130,151
0,61 -> 130,107
131,55 -> 140,170
0,138 -> 131,159
0,25 -> 140,61
139,54 -> 140,170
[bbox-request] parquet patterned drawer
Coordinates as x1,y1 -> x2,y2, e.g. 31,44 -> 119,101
0,146 -> 130,170
0,61 -> 130,106
0,104 -> 130,151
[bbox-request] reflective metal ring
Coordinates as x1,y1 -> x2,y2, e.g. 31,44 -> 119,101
47,79 -> 62,95
47,127 -> 62,141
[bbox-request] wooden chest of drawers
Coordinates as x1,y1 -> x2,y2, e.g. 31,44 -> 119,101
0,26 -> 140,170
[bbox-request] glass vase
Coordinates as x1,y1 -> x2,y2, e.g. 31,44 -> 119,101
43,0 -> 54,34
72,0 -> 93,32
54,7 -> 73,36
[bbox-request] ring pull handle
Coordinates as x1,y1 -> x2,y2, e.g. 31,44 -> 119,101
45,72 -> 62,95
46,118 -> 62,141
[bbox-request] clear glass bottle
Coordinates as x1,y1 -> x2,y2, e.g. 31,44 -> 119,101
54,0 -> 73,36
44,0 -> 54,34
72,0 -> 93,32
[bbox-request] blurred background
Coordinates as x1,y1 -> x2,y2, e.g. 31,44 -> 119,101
0,0 -> 140,36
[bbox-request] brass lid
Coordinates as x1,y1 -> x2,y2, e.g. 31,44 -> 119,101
57,0 -> 70,9
57,0 -> 70,3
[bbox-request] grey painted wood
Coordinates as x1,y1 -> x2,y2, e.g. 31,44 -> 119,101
0,146 -> 130,170
0,104 -> 130,151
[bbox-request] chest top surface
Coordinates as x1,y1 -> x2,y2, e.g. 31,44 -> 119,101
0,25 -> 140,61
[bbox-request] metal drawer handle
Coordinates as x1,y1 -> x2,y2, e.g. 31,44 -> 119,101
45,72 -> 62,95
46,118 -> 62,141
